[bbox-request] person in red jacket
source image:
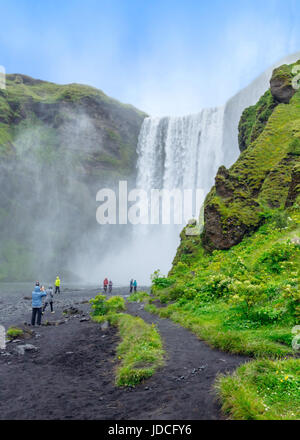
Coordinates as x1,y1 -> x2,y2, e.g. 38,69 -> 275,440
103,278 -> 108,293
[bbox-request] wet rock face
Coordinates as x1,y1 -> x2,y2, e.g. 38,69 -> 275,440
202,203 -> 249,250
215,166 -> 232,199
270,66 -> 296,104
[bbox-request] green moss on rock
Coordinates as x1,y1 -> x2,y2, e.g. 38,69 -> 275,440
238,90 -> 278,152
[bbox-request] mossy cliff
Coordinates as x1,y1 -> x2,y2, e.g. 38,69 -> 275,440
201,60 -> 300,251
0,74 -> 147,181
0,74 -> 147,281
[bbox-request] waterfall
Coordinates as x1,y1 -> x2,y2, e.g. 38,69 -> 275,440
133,108 -> 225,279
137,107 -> 225,197
97,51 -> 300,284
134,52 -> 300,281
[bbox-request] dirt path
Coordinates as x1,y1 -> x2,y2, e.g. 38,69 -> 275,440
0,292 -> 248,420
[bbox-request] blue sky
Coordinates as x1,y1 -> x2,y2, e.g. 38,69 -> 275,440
0,0 -> 299,115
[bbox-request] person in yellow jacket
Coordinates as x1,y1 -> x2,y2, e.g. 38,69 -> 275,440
55,276 -> 61,294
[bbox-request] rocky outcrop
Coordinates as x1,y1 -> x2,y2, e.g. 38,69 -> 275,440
270,64 -> 298,104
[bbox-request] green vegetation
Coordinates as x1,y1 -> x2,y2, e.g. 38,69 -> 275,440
128,291 -> 151,303
6,327 -> 24,339
149,209 -> 300,357
145,60 -> 300,419
114,313 -> 164,387
201,61 -> 300,251
0,73 -> 147,281
90,295 -> 164,386
0,73 -> 146,179
238,90 -> 278,152
215,359 -> 300,420
90,294 -> 126,322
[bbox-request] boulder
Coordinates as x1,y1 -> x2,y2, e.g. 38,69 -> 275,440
270,65 -> 296,104
15,344 -> 38,355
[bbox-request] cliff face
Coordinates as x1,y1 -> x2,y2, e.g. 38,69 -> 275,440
0,74 -> 147,182
201,60 -> 300,251
0,74 -> 147,281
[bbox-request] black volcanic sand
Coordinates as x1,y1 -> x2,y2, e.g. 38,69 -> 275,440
0,288 -> 248,420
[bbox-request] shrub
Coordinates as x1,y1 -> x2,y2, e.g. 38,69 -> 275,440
7,327 -> 24,339
257,242 -> 295,273
89,294 -> 108,316
151,270 -> 174,290
201,274 -> 233,299
248,305 -> 286,324
106,296 -> 126,313
230,281 -> 266,316
128,291 -> 150,303
288,137 -> 300,156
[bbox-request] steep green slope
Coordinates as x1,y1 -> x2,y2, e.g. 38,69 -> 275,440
152,61 -> 300,349
202,61 -> 300,251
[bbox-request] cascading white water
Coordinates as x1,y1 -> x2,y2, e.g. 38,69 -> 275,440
134,107 -> 226,278
137,107 -> 225,196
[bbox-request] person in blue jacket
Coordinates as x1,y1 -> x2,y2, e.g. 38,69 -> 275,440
31,282 -> 47,326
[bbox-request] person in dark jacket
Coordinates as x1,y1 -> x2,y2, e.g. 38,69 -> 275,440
130,279 -> 134,293
31,284 -> 47,326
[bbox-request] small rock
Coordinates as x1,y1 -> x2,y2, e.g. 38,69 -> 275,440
15,344 -> 38,355
100,321 -> 109,331
63,307 -> 80,315
12,339 -> 22,344
145,387 -> 149,391
23,296 -> 31,301
66,352 -> 74,355
80,317 -> 90,322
